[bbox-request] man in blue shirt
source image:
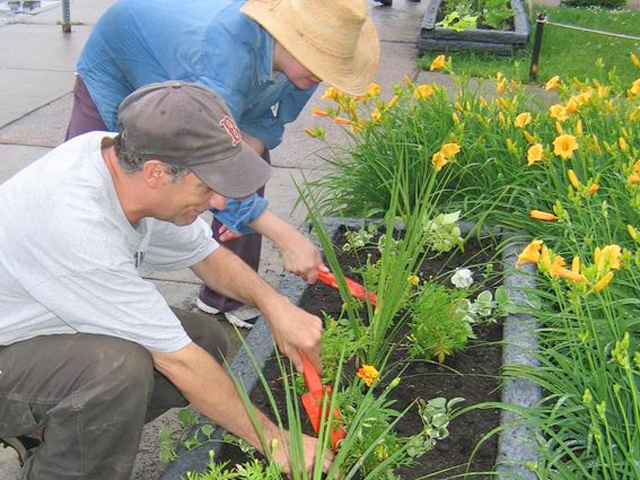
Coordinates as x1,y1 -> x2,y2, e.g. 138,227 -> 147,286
67,0 -> 380,327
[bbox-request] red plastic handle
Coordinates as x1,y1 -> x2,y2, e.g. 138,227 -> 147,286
316,268 -> 377,307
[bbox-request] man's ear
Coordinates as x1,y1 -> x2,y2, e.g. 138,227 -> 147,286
142,160 -> 168,188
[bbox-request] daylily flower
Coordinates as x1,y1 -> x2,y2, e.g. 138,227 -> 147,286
587,184 -> 599,195
386,95 -> 398,110
452,112 -> 460,125
527,143 -> 544,166
313,107 -> 329,117
495,97 -> 509,109
632,53 -> 640,69
593,271 -> 614,292
357,365 -> 379,387
496,78 -> 507,94
516,239 -> 543,267
576,120 -> 583,134
523,130 -> 535,144
514,112 -> 532,128
605,100 -> 615,113
429,54 -> 446,71
478,96 -> 488,108
630,79 -> 640,97
441,143 -> 461,157
555,121 -> 564,135
568,169 -> 580,189
414,84 -> 434,100
321,87 -> 339,101
565,97 -> 580,113
549,104 -> 568,122
371,107 -> 382,122
540,245 -> 552,271
550,255 -> 587,282
595,245 -> 622,271
432,151 -> 448,172
530,210 -> 558,221
304,127 -> 325,139
333,116 -> 352,125
597,85 -> 610,98
545,75 -> 560,91
366,83 -> 381,97
304,127 -> 317,138
553,134 -> 579,160
408,275 -> 420,286
629,174 -> 640,183
405,75 -> 414,87
619,137 -> 629,152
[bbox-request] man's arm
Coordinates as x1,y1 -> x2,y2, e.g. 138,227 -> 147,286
191,247 -> 322,371
152,343 -> 333,475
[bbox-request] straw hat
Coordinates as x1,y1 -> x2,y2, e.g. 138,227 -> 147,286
241,0 -> 380,96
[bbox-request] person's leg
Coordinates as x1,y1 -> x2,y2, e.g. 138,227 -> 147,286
198,151 -> 271,319
145,307 -> 229,421
0,334 -> 154,480
65,76 -> 108,141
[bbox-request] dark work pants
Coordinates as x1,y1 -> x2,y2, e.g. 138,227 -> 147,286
0,308 -> 228,480
66,76 -> 270,313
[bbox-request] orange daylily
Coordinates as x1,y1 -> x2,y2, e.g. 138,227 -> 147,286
441,143 -> 461,157
530,210 -> 558,221
619,136 -> 629,152
594,245 -> 622,271
549,104 -> 568,122
587,184 -> 599,195
545,76 -> 560,91
540,245 -> 552,271
371,107 -> 382,122
313,107 -> 329,117
321,87 -> 339,101
523,130 -> 535,144
386,95 -> 398,109
516,239 -> 543,267
432,151 -> 449,172
414,84 -> 434,100
333,116 -> 352,125
304,127 -> 317,138
357,365 -> 379,387
568,169 -> 580,189
366,83 -> 381,98
630,79 -> 640,97
593,271 -> 614,292
527,143 -> 544,166
629,174 -> 640,183
514,112 -> 532,128
452,112 -> 460,125
550,255 -> 587,282
632,53 -> 640,69
553,134 -> 579,160
429,54 -> 446,71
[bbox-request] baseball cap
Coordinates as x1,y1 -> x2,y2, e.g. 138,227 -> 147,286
117,81 -> 271,199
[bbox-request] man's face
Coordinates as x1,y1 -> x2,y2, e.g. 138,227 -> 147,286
157,171 -> 226,226
278,48 -> 321,90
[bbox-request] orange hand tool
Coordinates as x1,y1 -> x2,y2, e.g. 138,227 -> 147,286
316,268 -> 377,307
300,352 -> 346,452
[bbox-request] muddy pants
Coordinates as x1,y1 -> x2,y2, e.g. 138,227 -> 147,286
0,308 -> 228,480
66,76 -> 269,313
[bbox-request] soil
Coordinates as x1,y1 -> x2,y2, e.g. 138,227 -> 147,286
221,227 -> 503,479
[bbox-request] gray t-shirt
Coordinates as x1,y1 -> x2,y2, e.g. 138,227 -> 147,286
0,132 -> 218,352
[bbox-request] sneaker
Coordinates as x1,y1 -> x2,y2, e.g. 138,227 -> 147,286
0,436 -> 40,467
196,298 -> 261,329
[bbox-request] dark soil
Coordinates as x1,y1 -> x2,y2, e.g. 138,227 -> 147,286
222,228 -> 503,479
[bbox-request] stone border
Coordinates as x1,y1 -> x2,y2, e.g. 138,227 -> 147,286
161,219 -> 541,479
419,0 -> 530,55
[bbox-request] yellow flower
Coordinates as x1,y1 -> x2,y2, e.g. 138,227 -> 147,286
566,97 -> 580,113
432,150 -> 449,172
371,107 -> 382,122
576,120 -> 583,134
595,245 -> 622,270
405,75 -> 414,87
523,130 -> 535,144
545,75 -> 560,91
514,112 -> 532,128
553,134 -> 579,160
304,127 -> 317,138
408,275 -> 420,286
597,85 -> 610,98
496,78 -> 507,94
333,116 -> 353,125
366,83 -> 381,98
386,95 -> 398,110
634,160 -> 640,171
495,97 -> 509,109
530,210 -> 558,221
629,174 -> 640,184
632,53 -> 640,69
572,256 -> 581,275
356,365 -> 379,387
478,96 -> 488,108
555,121 -> 564,135
619,136 -> 629,152
527,143 -> 544,166
498,111 -> 506,124
452,112 -> 460,125
516,239 -> 543,267
593,271 -> 614,292
549,104 -> 568,122
630,79 -> 640,96
429,54 -> 446,71
587,184 -> 599,195
321,87 -> 339,101
540,245 -> 552,271
313,107 -> 329,117
441,143 -> 461,157
605,100 -> 614,113
414,84 -> 434,100
568,169 -> 580,189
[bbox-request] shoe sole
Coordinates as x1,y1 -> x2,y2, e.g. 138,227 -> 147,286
197,298 -> 256,329
0,438 -> 28,466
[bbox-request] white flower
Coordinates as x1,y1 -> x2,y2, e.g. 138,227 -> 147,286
451,268 -> 473,289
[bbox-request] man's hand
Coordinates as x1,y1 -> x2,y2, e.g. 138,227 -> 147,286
271,432 -> 335,479
218,225 -> 243,242
248,210 -> 326,284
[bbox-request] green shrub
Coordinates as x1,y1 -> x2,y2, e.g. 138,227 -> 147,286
560,0 -> 625,9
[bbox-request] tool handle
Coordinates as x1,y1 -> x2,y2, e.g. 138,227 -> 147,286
300,351 -> 323,394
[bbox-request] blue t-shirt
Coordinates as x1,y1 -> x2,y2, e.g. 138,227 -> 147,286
78,0 -> 317,233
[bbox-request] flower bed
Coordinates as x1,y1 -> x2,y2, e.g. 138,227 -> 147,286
160,219 -> 542,480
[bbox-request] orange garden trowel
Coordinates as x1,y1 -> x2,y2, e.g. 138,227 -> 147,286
300,352 -> 346,452
316,268 -> 377,307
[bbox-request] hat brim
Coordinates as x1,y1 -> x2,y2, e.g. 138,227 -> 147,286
241,2 -> 380,96
189,141 -> 271,199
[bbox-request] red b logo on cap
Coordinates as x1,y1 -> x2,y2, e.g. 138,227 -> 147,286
219,115 -> 242,146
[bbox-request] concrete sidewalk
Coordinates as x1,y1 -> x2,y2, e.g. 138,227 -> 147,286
0,0 -> 429,477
